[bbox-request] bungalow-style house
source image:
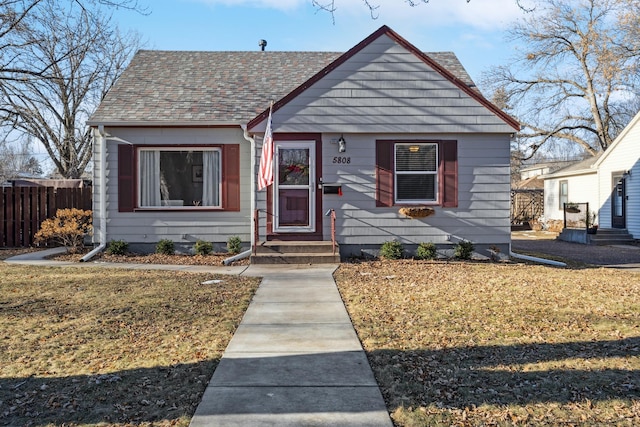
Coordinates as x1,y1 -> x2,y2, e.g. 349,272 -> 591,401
86,25 -> 519,259
544,109 -> 640,242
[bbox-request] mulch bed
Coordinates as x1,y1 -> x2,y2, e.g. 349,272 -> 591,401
45,249 -> 250,266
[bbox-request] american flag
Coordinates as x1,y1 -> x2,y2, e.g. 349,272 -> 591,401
257,105 -> 274,191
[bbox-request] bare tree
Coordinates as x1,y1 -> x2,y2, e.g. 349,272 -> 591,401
0,137 -> 42,183
0,0 -> 140,178
312,0 -> 531,21
0,0 -> 145,80
483,0 -> 640,160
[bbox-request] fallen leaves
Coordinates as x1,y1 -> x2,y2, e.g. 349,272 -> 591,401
0,263 -> 260,426
335,259 -> 640,426
49,250 -> 250,266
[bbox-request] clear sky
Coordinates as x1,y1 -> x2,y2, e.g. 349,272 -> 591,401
113,0 -> 529,88
34,0 -> 530,174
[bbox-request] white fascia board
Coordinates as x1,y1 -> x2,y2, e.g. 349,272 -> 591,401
541,168 -> 597,180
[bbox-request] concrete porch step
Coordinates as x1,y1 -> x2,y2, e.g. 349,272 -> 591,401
588,228 -> 635,246
251,241 -> 340,264
250,252 -> 341,264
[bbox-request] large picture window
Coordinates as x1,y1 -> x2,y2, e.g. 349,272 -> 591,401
138,148 -> 221,208
394,143 -> 438,203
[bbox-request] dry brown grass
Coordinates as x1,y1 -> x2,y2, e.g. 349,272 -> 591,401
0,262 -> 260,426
4,248 -> 640,426
335,260 -> 640,426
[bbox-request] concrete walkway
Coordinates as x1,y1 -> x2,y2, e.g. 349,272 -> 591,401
5,251 -> 393,427
190,264 -> 392,427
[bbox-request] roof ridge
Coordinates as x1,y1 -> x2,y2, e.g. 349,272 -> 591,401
136,49 -> 457,55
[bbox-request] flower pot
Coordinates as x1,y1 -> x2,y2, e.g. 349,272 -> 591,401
399,207 -> 435,218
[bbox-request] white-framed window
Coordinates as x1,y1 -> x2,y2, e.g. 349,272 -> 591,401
138,148 -> 221,208
559,180 -> 568,210
394,143 -> 438,203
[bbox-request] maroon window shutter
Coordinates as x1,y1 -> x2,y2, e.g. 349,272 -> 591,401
441,140 -> 458,208
376,140 -> 394,207
223,144 -> 240,211
118,144 -> 135,212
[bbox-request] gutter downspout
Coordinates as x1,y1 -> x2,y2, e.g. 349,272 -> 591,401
223,249 -> 252,266
509,244 -> 566,267
81,125 -> 108,262
222,125 -> 255,266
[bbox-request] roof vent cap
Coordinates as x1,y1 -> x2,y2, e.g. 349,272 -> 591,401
259,39 -> 267,51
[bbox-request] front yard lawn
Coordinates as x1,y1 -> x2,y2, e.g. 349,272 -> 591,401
0,263 -> 260,426
335,260 -> 640,426
2,255 -> 639,427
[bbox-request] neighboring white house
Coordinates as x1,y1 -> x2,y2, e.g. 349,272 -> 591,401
592,110 -> 640,236
520,161 -> 573,181
543,156 -> 600,223
543,109 -> 640,238
87,25 -> 519,258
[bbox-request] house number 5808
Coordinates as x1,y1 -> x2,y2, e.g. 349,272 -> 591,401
332,156 -> 351,164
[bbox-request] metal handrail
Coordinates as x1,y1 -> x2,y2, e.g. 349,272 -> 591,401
254,208 -> 337,255
253,209 -> 259,255
330,208 -> 337,255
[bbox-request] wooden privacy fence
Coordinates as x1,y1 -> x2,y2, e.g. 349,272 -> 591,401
1,186 -> 92,247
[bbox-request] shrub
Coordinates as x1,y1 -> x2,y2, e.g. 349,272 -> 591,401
156,239 -> 175,255
34,208 -> 92,253
106,239 -> 128,255
380,240 -> 404,260
415,242 -> 437,260
227,236 -> 242,254
195,239 -> 213,255
454,240 -> 474,260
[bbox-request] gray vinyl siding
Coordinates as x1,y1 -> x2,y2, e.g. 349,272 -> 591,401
94,127 -> 251,250
271,34 -> 514,135
316,133 -> 511,247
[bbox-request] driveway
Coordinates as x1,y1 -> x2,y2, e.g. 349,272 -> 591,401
511,231 -> 640,268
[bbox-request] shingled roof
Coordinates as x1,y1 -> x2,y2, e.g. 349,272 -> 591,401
544,154 -> 602,178
89,49 -> 477,126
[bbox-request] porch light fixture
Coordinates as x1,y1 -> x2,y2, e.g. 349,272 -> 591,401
338,135 -> 346,153
409,145 -> 420,152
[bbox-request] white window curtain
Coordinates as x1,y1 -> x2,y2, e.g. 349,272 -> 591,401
202,150 -> 220,206
140,150 -> 161,206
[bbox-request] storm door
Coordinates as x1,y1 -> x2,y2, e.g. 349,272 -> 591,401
274,142 -> 315,232
612,173 -> 626,229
